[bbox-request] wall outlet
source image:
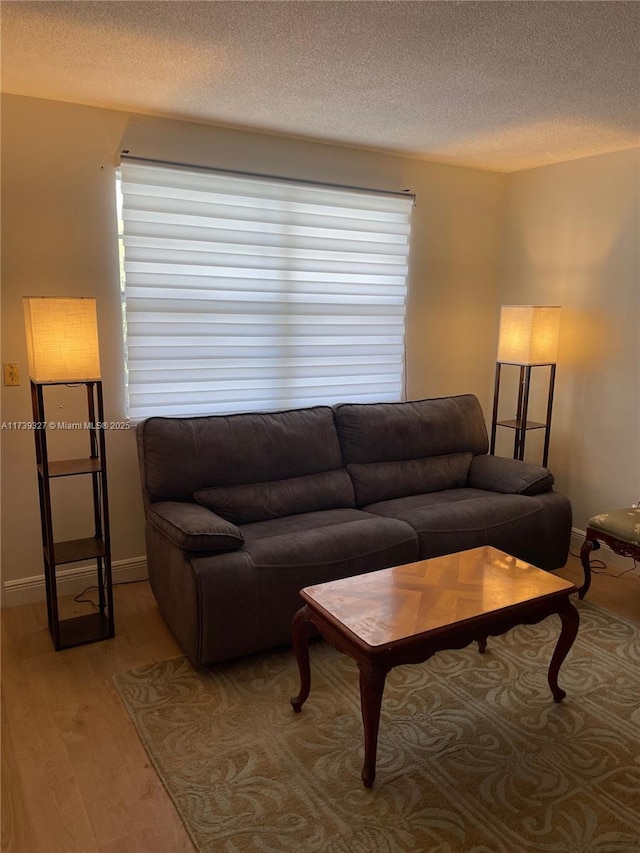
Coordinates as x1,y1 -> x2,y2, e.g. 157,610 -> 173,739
3,362 -> 20,386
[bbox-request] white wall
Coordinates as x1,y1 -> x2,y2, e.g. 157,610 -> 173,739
1,94 -> 505,604
499,148 -> 640,529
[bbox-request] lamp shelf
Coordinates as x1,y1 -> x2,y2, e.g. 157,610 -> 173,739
490,362 -> 557,467
495,418 -> 547,431
38,457 -> 103,477
48,536 -> 107,566
30,379 -> 114,651
57,612 -> 113,649
492,305 -> 561,468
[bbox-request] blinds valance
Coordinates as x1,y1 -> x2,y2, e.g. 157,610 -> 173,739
117,160 -> 413,419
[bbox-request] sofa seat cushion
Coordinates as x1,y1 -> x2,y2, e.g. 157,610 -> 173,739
240,508 -> 418,573
194,469 -> 355,525
226,508 -> 418,653
365,490 -> 553,566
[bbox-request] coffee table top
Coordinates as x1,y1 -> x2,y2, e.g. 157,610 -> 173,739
300,546 -> 576,648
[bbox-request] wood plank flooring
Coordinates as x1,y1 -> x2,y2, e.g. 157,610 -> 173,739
2,582 -> 194,853
2,554 -> 639,852
555,550 -> 640,623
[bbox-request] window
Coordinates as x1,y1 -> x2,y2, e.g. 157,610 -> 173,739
116,160 -> 413,419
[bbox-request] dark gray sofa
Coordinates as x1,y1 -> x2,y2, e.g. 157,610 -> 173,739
137,394 -> 571,665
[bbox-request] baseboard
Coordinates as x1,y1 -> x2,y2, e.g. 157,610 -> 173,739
2,556 -> 148,608
570,527 -> 635,570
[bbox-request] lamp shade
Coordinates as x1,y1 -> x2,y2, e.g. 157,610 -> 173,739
497,305 -> 561,365
23,297 -> 101,382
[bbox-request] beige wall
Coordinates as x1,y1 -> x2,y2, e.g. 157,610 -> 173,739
499,148 -> 640,529
1,94 -> 505,602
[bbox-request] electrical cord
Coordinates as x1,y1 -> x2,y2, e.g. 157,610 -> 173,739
74,577 -> 147,608
569,549 -> 639,580
590,562 -> 638,579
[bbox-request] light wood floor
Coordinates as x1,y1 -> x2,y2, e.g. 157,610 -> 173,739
2,554 -> 639,853
2,581 -> 194,853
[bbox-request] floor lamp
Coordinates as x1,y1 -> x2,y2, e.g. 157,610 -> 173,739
489,305 -> 561,468
24,296 -> 115,650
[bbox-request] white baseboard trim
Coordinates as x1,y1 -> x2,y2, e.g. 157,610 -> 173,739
570,527 -> 636,570
2,556 -> 148,608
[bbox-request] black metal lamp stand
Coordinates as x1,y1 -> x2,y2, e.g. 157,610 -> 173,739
489,362 -> 557,467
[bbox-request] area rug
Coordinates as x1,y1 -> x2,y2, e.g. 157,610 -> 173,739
114,600 -> 640,852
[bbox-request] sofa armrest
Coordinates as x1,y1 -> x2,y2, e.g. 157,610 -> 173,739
147,501 -> 244,552
467,455 -> 554,496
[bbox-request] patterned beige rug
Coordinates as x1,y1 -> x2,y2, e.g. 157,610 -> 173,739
114,600 -> 640,852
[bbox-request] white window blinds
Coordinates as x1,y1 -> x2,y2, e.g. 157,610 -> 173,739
117,160 -> 412,419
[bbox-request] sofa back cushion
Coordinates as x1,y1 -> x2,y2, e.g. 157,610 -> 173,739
335,395 -> 488,505
335,395 -> 489,463
138,406 -> 346,504
348,453 -> 472,506
194,469 -> 355,525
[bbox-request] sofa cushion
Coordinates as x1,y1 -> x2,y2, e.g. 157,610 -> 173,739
188,508 -> 419,659
335,395 -> 489,465
364,487 -> 498,515
147,501 -> 244,552
347,452 -> 472,506
241,508 -> 417,573
194,469 -> 355,525
138,406 -> 344,502
365,490 -> 557,568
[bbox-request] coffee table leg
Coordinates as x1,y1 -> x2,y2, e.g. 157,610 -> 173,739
290,606 -> 312,713
548,599 -> 580,702
358,660 -> 387,788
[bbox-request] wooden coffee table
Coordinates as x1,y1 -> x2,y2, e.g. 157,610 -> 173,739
290,546 -> 579,787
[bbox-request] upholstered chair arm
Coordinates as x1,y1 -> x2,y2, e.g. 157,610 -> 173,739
147,501 -> 244,552
467,455 -> 554,496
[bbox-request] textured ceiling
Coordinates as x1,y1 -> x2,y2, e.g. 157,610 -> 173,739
1,1 -> 639,172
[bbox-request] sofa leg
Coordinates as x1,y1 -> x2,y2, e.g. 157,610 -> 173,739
579,538 -> 597,600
